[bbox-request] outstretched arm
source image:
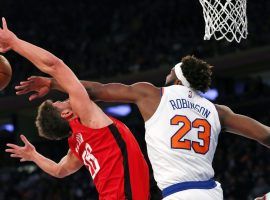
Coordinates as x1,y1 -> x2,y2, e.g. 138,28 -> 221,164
0,18 -> 110,127
215,104 -> 270,148
5,135 -> 83,178
64,81 -> 158,103
15,76 -> 159,103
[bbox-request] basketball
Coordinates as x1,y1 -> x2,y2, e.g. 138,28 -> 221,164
0,55 -> 12,90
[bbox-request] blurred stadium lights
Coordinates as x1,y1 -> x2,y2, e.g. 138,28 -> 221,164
0,123 -> 15,132
200,88 -> 219,101
105,104 -> 132,117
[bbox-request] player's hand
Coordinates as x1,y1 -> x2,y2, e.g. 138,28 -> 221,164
5,135 -> 36,162
255,192 -> 270,200
255,197 -> 263,200
0,17 -> 17,53
15,76 -> 51,101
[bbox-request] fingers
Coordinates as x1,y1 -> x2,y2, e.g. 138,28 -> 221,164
0,47 -> 10,53
10,154 -> 22,158
5,148 -> 17,153
27,76 -> 37,81
15,90 -> 31,95
19,81 -> 30,86
2,17 -> 8,30
20,80 -> 34,85
5,149 -> 22,158
6,144 -> 22,155
15,82 -> 34,96
29,93 -> 39,101
20,134 -> 31,145
15,80 -> 34,88
15,86 -> 30,94
15,84 -> 29,90
6,143 -> 20,150
14,81 -> 32,89
5,142 -> 29,162
5,149 -> 23,157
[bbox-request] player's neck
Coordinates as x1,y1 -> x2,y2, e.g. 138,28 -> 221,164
65,114 -> 77,121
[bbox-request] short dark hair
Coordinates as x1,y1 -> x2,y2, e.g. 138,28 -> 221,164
181,55 -> 212,93
35,100 -> 71,140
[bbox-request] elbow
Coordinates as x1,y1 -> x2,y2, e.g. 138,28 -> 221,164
256,128 -> 270,148
56,174 -> 67,179
260,135 -> 270,148
43,58 -> 64,75
45,56 -> 60,67
54,167 -> 67,179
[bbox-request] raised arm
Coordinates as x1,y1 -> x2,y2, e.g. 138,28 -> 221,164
0,18 -> 110,127
5,135 -> 83,178
215,104 -> 270,148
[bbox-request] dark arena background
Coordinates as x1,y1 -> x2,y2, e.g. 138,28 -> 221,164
1,0 -> 270,199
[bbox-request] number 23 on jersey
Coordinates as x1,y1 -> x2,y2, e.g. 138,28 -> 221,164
170,115 -> 211,154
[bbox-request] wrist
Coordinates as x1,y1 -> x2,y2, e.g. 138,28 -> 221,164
9,35 -> 19,50
30,149 -> 39,162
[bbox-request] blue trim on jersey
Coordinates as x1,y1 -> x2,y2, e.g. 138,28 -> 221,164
160,87 -> 163,97
162,179 -> 217,198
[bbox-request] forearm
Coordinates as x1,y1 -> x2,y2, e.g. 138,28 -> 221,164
11,38 -> 59,74
51,79 -> 103,99
31,151 -> 62,178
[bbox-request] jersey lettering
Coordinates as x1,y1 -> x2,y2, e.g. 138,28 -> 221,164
170,115 -> 211,154
82,143 -> 100,179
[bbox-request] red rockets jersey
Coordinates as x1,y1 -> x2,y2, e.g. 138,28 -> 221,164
68,117 -> 149,200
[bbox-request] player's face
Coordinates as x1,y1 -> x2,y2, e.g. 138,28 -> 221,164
52,99 -> 71,112
165,67 -> 177,86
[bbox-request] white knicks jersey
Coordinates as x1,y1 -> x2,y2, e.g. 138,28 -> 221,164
145,85 -> 221,190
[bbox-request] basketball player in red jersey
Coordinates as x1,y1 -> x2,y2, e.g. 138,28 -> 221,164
0,18 -> 149,200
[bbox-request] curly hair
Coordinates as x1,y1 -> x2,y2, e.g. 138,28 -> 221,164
35,100 -> 71,140
181,55 -> 213,93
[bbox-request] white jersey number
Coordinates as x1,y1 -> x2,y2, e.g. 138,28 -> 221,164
82,143 -> 100,179
170,115 -> 211,154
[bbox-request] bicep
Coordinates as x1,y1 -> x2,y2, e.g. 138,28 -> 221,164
216,104 -> 269,142
89,82 -> 158,103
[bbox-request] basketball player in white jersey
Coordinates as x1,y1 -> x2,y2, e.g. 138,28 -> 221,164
16,55 -> 270,200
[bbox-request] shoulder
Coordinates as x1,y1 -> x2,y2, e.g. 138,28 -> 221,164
214,104 -> 233,114
214,104 -> 234,125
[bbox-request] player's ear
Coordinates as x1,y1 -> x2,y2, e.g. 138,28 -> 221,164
61,109 -> 73,120
175,79 -> 182,85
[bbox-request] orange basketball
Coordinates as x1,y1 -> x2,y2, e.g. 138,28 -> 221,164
0,55 -> 12,90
